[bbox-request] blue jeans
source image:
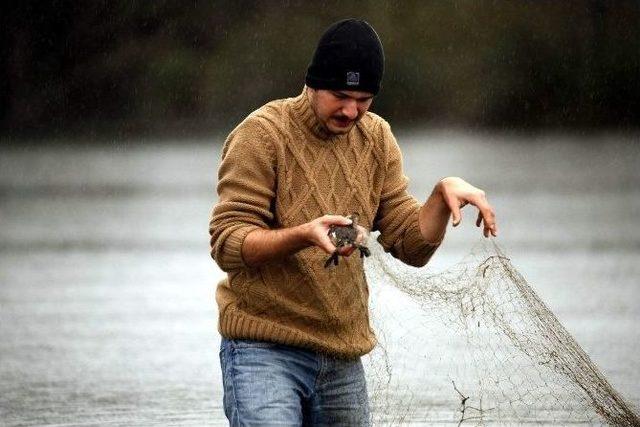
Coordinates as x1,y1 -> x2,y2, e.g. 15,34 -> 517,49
219,337 -> 370,426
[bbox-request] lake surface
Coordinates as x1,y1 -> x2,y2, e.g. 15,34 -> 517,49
1,131 -> 638,425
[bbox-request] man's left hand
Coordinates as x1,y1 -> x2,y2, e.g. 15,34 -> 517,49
435,176 -> 498,238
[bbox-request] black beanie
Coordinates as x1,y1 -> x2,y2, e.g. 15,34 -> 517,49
305,19 -> 384,95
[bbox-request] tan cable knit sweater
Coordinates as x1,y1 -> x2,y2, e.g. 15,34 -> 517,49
209,87 -> 439,359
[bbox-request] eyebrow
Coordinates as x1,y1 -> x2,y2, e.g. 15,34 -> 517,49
332,91 -> 374,101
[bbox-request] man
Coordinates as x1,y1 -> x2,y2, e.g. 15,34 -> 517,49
209,19 -> 497,426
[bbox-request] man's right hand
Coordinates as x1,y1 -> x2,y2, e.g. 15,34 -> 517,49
242,214 -> 353,267
303,215 -> 354,255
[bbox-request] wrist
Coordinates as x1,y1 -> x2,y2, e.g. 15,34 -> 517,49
426,185 -> 450,216
297,222 -> 314,247
419,186 -> 451,243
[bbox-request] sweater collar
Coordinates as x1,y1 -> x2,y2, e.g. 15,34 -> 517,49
290,87 -> 349,142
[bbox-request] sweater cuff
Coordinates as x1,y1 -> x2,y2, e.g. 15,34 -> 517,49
403,217 -> 442,265
221,225 -> 261,270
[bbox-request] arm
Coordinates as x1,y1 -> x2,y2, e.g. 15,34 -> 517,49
374,121 -> 441,267
209,118 -> 277,271
374,121 -> 498,267
241,214 -> 352,267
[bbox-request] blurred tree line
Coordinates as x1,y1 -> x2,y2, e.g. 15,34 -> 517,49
1,0 -> 638,138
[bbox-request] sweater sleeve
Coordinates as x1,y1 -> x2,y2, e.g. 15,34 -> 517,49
209,117 -> 276,272
373,120 -> 440,267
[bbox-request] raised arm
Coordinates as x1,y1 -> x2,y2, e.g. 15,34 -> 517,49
374,120 -> 497,268
373,120 -> 441,267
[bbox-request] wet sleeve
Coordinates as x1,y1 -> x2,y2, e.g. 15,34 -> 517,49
209,118 -> 276,272
373,120 -> 440,267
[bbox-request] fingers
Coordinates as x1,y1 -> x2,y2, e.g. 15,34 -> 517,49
322,214 -> 352,226
317,235 -> 337,254
448,185 -> 497,238
444,193 -> 463,227
438,177 -> 498,238
474,200 -> 497,238
355,225 -> 369,245
314,214 -> 371,255
488,221 -> 498,237
308,215 -> 351,253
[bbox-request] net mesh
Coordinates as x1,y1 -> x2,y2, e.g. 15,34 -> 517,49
363,236 -> 640,426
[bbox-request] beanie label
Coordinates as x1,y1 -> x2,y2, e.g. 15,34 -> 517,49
346,71 -> 360,86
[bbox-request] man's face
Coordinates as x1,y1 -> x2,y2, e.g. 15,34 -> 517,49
307,88 -> 374,135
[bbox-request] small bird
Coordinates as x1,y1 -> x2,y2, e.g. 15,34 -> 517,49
324,213 -> 371,268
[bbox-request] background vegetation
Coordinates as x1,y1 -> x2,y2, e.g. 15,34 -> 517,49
2,0 -> 639,137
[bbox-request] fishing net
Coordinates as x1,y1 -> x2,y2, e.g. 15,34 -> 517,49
363,236 -> 640,426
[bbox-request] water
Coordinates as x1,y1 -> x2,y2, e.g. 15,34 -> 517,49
1,132 -> 638,425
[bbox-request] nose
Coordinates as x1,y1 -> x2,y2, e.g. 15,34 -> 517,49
341,100 -> 358,120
